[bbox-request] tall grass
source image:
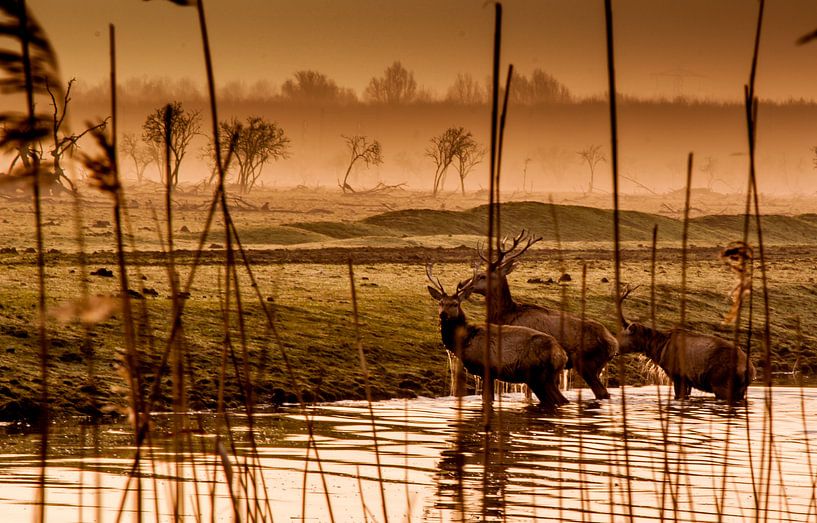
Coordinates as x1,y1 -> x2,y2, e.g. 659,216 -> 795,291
3,0 -> 816,522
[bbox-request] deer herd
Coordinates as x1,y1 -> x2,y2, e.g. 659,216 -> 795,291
426,230 -> 756,408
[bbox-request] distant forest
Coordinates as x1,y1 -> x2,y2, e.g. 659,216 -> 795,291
52,64 -> 817,195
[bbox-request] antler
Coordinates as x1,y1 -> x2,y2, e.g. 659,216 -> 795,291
456,260 -> 479,295
476,229 -> 542,268
425,262 -> 446,295
616,283 -> 640,328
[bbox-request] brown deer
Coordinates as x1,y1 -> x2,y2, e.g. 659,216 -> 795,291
426,263 -> 569,408
617,286 -> 756,402
463,231 -> 618,400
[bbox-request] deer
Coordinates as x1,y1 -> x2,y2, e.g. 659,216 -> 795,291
426,263 -> 569,408
462,231 -> 618,400
617,285 -> 756,402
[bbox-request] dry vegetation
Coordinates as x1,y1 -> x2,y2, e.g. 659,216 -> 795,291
0,189 -> 813,421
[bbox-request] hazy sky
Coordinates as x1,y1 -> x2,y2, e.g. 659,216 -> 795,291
25,0 -> 817,101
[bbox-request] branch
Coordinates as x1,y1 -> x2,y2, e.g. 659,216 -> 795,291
57,117 -> 110,155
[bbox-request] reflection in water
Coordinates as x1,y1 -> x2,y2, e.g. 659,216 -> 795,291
0,386 -> 814,521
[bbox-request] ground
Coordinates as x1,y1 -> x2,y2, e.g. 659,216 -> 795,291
0,184 -> 812,422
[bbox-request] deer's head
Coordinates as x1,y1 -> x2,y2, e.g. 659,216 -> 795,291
426,263 -> 474,321
465,230 -> 542,297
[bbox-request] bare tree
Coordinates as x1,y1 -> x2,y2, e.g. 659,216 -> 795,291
120,133 -> 151,184
142,101 -> 200,188
282,70 -> 356,103
339,135 -> 383,193
453,134 -> 484,195
577,145 -> 606,194
219,116 -> 290,193
427,127 -> 472,197
701,156 -> 718,191
12,78 -> 109,195
365,61 -> 417,104
446,73 -> 484,105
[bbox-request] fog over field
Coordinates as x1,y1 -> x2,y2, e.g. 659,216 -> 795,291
13,0 -> 817,197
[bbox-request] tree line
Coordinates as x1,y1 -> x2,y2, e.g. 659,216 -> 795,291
74,62 -> 573,107
0,79 -> 606,196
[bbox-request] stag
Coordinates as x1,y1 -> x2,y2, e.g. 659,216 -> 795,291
426,263 -> 569,408
464,231 -> 618,399
617,286 -> 755,402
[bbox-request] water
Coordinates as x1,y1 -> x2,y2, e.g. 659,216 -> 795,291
0,386 -> 815,522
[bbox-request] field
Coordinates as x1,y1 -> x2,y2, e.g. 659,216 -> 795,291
0,186 -> 813,422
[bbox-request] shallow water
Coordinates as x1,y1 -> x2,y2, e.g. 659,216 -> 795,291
0,386 -> 815,522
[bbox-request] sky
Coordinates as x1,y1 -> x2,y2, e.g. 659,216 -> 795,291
24,0 -> 817,102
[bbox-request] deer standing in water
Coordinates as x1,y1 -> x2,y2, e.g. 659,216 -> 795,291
617,286 -> 755,402
426,263 -> 569,408
463,231 -> 618,400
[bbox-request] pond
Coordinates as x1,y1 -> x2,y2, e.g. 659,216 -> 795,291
0,386 -> 814,522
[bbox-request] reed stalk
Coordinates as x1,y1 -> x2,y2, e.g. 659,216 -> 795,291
16,1 -> 50,519
603,1 -> 634,518
481,4 -> 503,520
348,258 -> 389,523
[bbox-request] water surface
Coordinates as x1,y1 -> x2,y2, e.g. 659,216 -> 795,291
0,386 -> 814,522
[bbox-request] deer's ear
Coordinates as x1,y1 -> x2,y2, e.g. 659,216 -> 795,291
499,261 -> 516,276
427,286 -> 443,300
458,286 -> 473,302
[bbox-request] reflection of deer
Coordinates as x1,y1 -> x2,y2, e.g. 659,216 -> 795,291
464,231 -> 618,399
617,286 -> 755,402
426,264 -> 568,408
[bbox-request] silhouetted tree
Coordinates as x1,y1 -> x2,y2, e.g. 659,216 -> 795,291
339,135 -> 382,193
120,133 -> 151,184
446,73 -> 484,105
219,116 -> 290,193
142,101 -> 200,188
427,127 -> 472,197
577,145 -> 605,194
281,70 -> 356,103
509,69 -> 571,105
49,79 -> 109,193
7,78 -> 108,194
701,156 -> 718,191
365,61 -> 417,104
453,134 -> 484,195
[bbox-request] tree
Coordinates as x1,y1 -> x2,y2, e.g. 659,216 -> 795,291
427,127 -> 473,197
577,145 -> 606,194
446,73 -> 484,105
120,133 -> 152,184
218,116 -> 290,193
365,61 -> 417,104
142,101 -> 200,188
281,70 -> 355,103
509,69 -> 571,105
339,135 -> 383,193
701,156 -> 718,191
5,78 -> 108,195
453,134 -> 483,195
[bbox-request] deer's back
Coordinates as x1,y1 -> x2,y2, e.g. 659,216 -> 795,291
502,304 -> 617,359
662,331 -> 753,389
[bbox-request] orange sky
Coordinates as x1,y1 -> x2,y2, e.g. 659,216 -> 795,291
25,0 -> 817,101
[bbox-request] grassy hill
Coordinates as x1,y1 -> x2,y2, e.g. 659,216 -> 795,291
274,201 -> 814,247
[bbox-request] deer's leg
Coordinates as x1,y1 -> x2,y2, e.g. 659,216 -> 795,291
530,381 -> 567,408
481,377 -> 495,405
575,358 -> 610,400
530,369 -> 569,408
673,378 -> 689,399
